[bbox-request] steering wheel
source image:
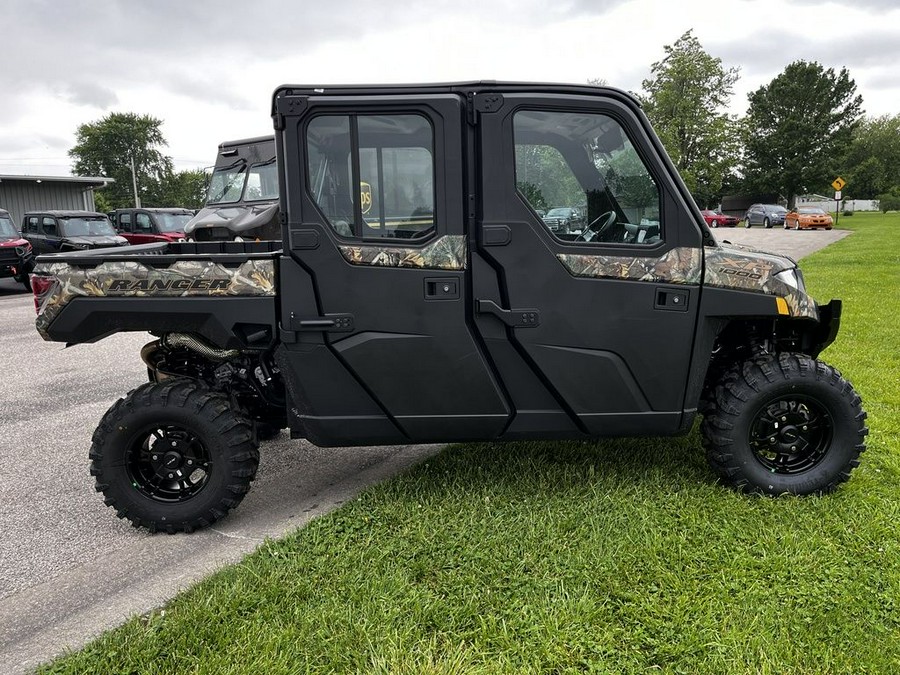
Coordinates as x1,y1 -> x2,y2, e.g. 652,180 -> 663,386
577,211 -> 616,242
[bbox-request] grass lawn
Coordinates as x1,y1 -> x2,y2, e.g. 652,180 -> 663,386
41,213 -> 899,675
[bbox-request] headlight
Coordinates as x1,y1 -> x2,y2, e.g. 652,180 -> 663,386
774,268 -> 804,292
15,245 -> 31,256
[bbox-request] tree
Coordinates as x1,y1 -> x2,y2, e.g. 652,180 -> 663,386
843,115 -> 900,199
876,188 -> 900,213
69,112 -> 174,209
143,169 -> 209,210
639,30 -> 741,208
743,61 -> 863,208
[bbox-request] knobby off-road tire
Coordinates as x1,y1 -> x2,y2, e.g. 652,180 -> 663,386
90,378 -> 260,533
701,353 -> 867,495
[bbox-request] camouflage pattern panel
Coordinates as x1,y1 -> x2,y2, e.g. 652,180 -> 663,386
557,247 -> 703,284
34,258 -> 276,340
704,246 -> 817,319
338,234 -> 466,271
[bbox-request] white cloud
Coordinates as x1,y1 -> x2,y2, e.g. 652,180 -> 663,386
0,0 -> 896,176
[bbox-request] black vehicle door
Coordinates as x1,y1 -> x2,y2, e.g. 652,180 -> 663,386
274,90 -> 508,445
471,91 -> 704,437
41,217 -> 63,253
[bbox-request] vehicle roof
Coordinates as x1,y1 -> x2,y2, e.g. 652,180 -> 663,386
272,81 -> 641,112
0,208 -> 9,216
24,210 -> 106,217
219,135 -> 274,150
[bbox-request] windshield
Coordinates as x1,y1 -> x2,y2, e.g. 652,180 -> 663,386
546,208 -> 573,217
243,161 -> 279,201
156,213 -> 193,232
61,217 -> 116,237
207,165 -> 246,204
0,216 -> 17,238
799,207 -> 826,215
768,206 -> 788,214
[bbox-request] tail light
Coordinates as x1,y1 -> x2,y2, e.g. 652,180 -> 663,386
31,274 -> 55,314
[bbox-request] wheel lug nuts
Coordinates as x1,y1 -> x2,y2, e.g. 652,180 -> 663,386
171,441 -> 177,447
803,426 -> 807,431
152,455 -> 158,460
187,460 -> 193,465
781,417 -> 787,422
791,446 -> 796,451
168,473 -> 174,478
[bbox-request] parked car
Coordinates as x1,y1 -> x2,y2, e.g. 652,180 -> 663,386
541,206 -> 584,233
743,204 -> 788,228
700,209 -> 738,228
21,210 -> 129,255
784,207 -> 834,230
110,208 -> 193,244
0,207 -> 34,290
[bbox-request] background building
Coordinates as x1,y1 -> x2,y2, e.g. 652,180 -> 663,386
0,175 -> 113,226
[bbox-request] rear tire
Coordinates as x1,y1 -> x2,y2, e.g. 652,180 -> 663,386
701,353 -> 867,495
89,378 -> 260,533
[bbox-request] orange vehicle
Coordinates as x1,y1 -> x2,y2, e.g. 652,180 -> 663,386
784,206 -> 834,230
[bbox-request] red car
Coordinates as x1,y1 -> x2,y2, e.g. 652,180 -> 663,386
700,209 -> 738,228
0,208 -> 34,290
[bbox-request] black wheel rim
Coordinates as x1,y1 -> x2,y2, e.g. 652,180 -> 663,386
748,395 -> 834,474
125,424 -> 212,502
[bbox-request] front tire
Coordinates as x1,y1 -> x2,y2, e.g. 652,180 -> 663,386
89,378 -> 260,533
702,353 -> 867,495
763,217 -> 771,229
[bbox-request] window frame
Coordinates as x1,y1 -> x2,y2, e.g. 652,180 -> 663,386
512,106 -> 664,249
304,111 -> 438,243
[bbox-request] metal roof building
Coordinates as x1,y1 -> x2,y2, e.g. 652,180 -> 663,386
0,175 -> 114,227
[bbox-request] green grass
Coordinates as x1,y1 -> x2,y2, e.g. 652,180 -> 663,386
41,213 -> 900,675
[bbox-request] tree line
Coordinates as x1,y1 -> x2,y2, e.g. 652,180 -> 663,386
69,35 -> 900,213
638,30 -> 900,211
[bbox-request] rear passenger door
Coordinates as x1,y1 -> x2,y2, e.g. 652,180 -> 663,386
274,90 -> 508,445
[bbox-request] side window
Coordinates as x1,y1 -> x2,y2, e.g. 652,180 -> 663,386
119,213 -> 132,232
135,213 -> 153,232
514,110 -> 661,246
42,217 -> 58,236
306,113 -> 435,240
244,161 -> 279,201
26,216 -> 39,233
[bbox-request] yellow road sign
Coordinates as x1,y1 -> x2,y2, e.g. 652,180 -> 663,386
832,177 -> 846,191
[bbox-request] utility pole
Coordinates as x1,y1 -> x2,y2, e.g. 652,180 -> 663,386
130,153 -> 141,208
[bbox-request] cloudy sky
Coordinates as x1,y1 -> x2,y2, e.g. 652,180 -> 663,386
1,0 -> 897,177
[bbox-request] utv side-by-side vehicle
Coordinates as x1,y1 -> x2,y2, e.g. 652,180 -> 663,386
31,82 -> 867,533
184,135 -> 280,242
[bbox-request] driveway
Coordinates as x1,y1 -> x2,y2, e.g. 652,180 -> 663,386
710,225 -> 851,260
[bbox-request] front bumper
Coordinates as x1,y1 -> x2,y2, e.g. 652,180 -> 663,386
809,299 -> 841,357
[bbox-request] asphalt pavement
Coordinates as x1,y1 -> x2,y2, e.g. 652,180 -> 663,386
0,282 -> 439,673
0,226 -> 851,673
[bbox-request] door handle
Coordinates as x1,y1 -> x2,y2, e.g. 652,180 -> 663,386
476,299 -> 540,327
654,288 -> 689,312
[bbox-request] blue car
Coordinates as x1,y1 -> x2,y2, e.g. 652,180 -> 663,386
743,203 -> 788,228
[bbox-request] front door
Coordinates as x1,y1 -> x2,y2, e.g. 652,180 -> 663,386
274,90 -> 508,445
472,91 -> 704,437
